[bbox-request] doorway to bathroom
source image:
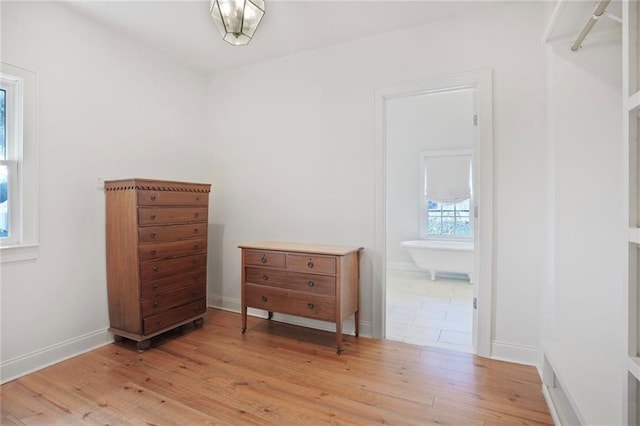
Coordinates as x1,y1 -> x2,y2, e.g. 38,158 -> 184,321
374,70 -> 494,356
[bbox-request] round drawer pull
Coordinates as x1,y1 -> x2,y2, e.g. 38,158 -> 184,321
261,296 -> 268,302
307,303 -> 315,309
151,196 -> 157,201
193,259 -> 199,264
153,266 -> 159,272
308,281 -> 315,287
153,302 -> 158,307
307,261 -> 314,269
196,197 -> 201,201
151,250 -> 157,256
194,275 -> 200,280
195,213 -> 200,218
150,214 -> 156,220
153,284 -> 158,290
261,255 -> 267,264
150,232 -> 157,238
194,228 -> 199,233
262,274 -> 268,281
193,243 -> 199,249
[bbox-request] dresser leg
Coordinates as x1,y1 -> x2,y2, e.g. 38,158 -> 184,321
136,339 -> 151,352
242,305 -> 247,333
354,311 -> 360,337
193,317 -> 204,328
268,311 -> 273,320
336,322 -> 343,355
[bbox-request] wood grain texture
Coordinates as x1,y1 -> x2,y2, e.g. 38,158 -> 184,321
0,309 -> 552,425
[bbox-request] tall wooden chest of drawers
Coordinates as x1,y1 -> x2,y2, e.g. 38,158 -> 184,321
105,178 -> 211,350
239,242 -> 363,354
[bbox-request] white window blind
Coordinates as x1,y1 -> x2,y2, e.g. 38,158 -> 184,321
424,153 -> 471,203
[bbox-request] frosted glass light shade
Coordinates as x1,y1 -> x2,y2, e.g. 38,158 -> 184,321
210,0 -> 265,46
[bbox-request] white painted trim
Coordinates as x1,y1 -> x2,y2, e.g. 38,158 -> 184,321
374,69 -> 494,357
490,340 -> 542,367
542,384 -> 565,426
0,328 -> 113,384
0,242 -> 39,263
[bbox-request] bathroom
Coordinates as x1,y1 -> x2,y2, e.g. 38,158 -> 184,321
385,86 -> 476,352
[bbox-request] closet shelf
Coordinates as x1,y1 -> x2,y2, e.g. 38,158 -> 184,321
629,227 -> 640,244
629,357 -> 640,382
628,91 -> 640,111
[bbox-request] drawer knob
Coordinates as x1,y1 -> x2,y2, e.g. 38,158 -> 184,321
195,213 -> 200,218
151,232 -> 157,238
261,255 -> 267,264
194,228 -> 199,233
261,296 -> 268,302
151,250 -> 157,256
150,214 -> 156,220
153,266 -> 159,272
196,197 -> 201,201
308,281 -> 315,287
193,259 -> 199,264
307,261 -> 314,269
153,284 -> 158,290
151,196 -> 157,201
153,302 -> 158,308
262,274 -> 268,281
307,303 -> 315,309
194,275 -> 200,280
193,243 -> 199,249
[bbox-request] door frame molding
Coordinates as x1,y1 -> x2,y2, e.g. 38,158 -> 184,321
372,69 -> 494,357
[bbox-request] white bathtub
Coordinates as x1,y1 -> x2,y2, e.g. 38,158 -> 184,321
400,240 -> 474,283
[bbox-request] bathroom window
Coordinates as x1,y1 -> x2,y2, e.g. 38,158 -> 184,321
427,199 -> 471,237
421,149 -> 473,240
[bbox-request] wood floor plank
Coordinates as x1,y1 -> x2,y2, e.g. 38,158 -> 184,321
1,309 -> 553,425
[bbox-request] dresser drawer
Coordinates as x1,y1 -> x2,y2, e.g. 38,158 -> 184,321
140,268 -> 206,298
138,207 -> 208,225
143,299 -> 206,334
138,190 -> 209,207
244,250 -> 286,268
245,268 -> 336,296
141,284 -> 205,317
138,223 -> 207,243
139,238 -> 206,261
245,284 -> 335,322
286,254 -> 336,275
140,254 -> 207,281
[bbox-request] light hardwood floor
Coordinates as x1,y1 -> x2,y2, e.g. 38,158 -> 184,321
1,309 -> 552,425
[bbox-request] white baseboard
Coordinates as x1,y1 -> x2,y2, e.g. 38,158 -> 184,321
387,261 -> 422,272
491,340 -> 543,367
207,297 -> 372,338
0,328 -> 113,384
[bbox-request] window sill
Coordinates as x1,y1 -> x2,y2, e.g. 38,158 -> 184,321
0,243 -> 39,263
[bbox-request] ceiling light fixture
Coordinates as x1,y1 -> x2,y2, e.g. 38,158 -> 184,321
210,0 -> 265,46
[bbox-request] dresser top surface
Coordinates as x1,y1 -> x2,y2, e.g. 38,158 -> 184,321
238,241 -> 363,256
104,178 -> 211,193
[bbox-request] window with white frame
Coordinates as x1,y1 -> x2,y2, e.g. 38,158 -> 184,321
0,63 -> 39,261
0,73 -> 21,245
420,149 -> 473,240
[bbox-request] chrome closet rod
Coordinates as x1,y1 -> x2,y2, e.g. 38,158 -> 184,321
570,0 -> 611,51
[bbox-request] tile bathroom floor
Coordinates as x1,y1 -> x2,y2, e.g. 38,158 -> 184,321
386,268 -> 474,353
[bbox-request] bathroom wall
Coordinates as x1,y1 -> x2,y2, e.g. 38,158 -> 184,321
386,89 -> 475,267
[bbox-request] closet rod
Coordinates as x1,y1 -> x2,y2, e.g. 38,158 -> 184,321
570,0 -> 611,51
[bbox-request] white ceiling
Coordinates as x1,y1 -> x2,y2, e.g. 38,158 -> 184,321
63,0 -> 502,74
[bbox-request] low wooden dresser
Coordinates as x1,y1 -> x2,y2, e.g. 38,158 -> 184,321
239,242 -> 363,354
105,178 -> 211,350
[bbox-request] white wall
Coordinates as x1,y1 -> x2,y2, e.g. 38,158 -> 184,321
207,2 -> 548,361
543,37 -> 624,424
386,89 -> 474,265
0,2 -> 209,382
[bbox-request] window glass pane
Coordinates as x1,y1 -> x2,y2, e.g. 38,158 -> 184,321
426,198 -> 471,238
0,164 -> 8,237
0,89 -> 5,161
